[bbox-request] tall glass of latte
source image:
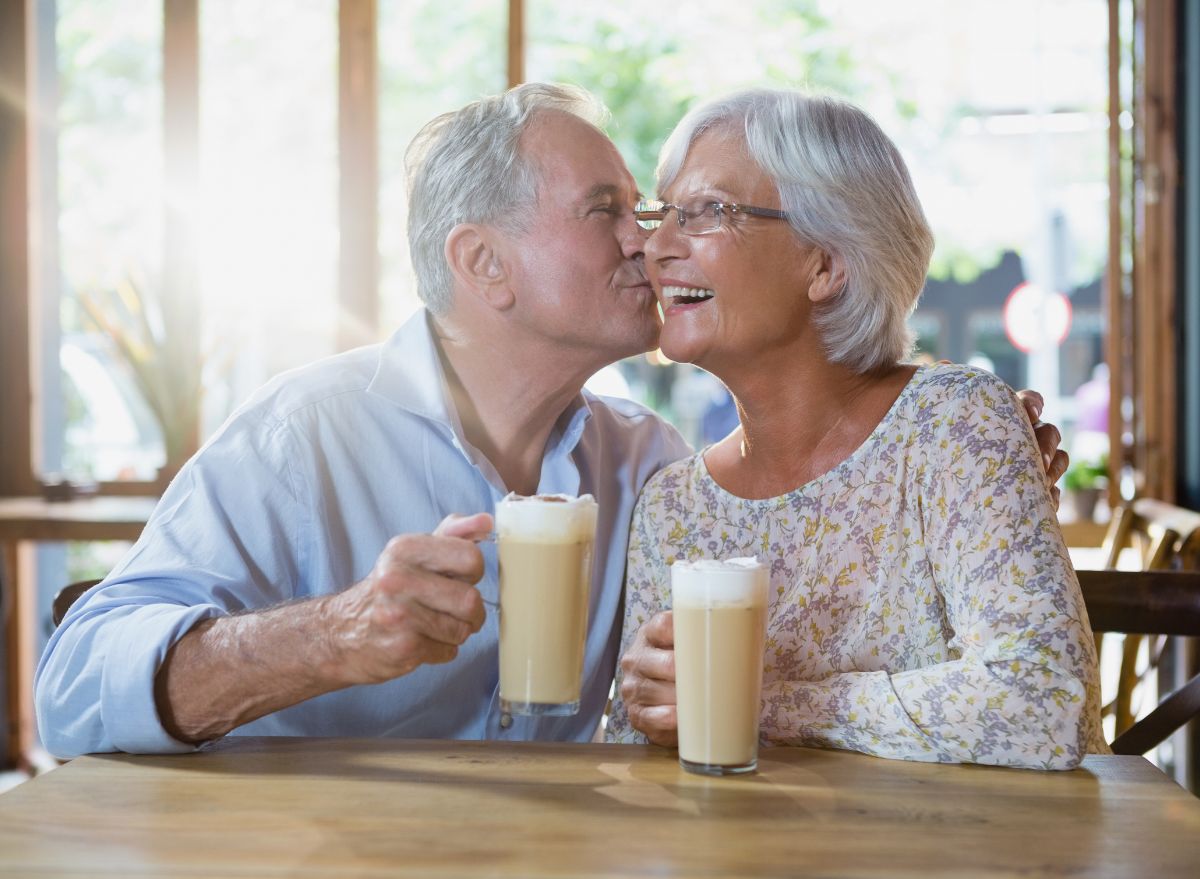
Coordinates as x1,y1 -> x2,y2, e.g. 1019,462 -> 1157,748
672,557 -> 769,776
496,493 -> 598,716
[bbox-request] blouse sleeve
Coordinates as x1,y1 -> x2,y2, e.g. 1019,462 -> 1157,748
604,476 -> 674,744
758,370 -> 1105,769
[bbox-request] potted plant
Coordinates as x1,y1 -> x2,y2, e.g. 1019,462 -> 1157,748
1063,453 -> 1108,522
77,277 -> 202,487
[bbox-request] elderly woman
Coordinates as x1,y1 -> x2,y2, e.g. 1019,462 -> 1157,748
606,88 -> 1106,769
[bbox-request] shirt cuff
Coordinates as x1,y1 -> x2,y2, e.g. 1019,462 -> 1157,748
101,603 -> 226,754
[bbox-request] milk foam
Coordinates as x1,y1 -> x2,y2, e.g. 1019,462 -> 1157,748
672,557 -> 768,608
495,493 -> 598,542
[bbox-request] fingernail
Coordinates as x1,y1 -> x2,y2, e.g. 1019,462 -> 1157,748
1043,453 -> 1052,469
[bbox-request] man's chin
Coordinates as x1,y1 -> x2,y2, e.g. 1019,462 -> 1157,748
637,318 -> 662,354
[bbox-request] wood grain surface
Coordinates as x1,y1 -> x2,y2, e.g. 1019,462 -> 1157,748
0,737 -> 1197,878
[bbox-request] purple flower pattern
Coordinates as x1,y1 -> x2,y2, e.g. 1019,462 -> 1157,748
606,364 -> 1107,769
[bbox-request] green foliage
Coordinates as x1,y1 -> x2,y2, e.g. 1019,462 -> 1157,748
927,243 -> 1007,284
1063,455 -> 1108,492
76,278 -> 200,469
529,0 -> 859,194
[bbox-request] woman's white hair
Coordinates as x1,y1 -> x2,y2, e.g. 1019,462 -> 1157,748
657,89 -> 934,374
405,83 -> 609,315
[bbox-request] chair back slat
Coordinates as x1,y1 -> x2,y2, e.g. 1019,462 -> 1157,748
1077,570 -> 1200,636
1089,500 -> 1200,753
1111,676 -> 1200,756
52,579 -> 103,627
1131,499 -> 1200,549
1077,567 -> 1200,764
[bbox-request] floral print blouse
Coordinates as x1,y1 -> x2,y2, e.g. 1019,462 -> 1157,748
606,364 -> 1108,769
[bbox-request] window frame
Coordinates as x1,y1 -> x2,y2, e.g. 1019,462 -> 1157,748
0,0 -> 1183,505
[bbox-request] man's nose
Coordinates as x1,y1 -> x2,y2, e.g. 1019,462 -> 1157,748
620,213 -> 652,259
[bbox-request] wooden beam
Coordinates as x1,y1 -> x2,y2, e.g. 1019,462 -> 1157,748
0,0 -> 36,498
508,0 -> 524,88
338,0 -> 379,350
1105,0 -> 1125,512
1078,569 -> 1200,637
162,0 -> 201,470
1131,0 -> 1179,502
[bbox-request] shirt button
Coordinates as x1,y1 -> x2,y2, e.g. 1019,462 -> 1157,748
499,712 -> 513,730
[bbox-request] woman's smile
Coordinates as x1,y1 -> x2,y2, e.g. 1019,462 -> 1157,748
659,282 -> 716,317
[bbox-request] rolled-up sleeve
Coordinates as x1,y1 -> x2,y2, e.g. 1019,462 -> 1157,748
35,408 -> 304,757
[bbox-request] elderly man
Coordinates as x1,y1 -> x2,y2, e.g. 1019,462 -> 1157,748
35,83 -> 1066,755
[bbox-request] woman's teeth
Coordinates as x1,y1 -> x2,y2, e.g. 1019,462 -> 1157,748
663,285 -> 715,305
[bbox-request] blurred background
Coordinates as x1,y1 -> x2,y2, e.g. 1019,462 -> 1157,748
40,0 -> 1112,488
3,0 -> 1199,772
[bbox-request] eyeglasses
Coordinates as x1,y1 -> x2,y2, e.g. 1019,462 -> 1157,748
633,200 -> 789,235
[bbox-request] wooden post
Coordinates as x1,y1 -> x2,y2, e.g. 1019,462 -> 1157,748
0,0 -> 36,499
338,0 -> 379,350
1130,0 -> 1178,503
162,0 -> 201,471
0,0 -> 35,770
508,0 -> 524,88
1105,0 -> 1126,512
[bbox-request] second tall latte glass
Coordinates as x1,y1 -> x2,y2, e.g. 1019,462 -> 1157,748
672,557 -> 769,775
496,493 -> 598,716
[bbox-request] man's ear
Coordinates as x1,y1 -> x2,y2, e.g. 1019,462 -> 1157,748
807,250 -> 847,305
445,223 -> 514,310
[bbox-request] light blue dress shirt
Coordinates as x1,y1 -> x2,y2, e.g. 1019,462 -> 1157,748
35,311 -> 690,756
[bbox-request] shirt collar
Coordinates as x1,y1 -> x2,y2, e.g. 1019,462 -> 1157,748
368,309 -> 456,427
368,308 -> 595,471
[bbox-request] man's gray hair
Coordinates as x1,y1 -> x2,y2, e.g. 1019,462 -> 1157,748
657,89 -> 934,374
405,83 -> 610,314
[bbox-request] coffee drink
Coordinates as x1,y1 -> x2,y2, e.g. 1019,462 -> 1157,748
496,493 -> 598,716
672,557 -> 768,775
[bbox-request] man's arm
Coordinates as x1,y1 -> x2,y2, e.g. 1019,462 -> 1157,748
1016,389 -> 1069,508
154,514 -> 491,744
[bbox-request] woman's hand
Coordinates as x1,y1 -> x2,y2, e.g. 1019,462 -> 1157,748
618,611 -> 679,747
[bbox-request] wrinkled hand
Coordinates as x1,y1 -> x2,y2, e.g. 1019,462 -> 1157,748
619,611 -> 679,747
1016,389 -> 1070,510
325,512 -> 493,686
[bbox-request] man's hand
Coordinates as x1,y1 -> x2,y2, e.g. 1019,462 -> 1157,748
619,611 -> 679,747
1015,389 -> 1070,510
324,512 -> 493,686
156,512 -> 495,744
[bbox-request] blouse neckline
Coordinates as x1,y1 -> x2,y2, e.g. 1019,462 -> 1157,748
697,364 -> 929,507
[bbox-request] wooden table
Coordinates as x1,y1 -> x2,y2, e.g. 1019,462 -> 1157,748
0,737 -> 1197,878
0,496 -> 158,543
0,495 -> 158,769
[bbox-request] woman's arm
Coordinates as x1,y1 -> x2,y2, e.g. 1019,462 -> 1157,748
759,370 -> 1104,769
605,484 -> 675,744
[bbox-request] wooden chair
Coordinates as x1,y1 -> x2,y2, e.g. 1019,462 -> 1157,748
51,578 -> 102,628
1095,499 -> 1200,736
1077,569 -> 1200,757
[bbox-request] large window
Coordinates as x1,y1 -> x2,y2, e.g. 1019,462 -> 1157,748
6,0 -> 1189,775
198,2 -> 339,424
377,0 -> 506,330
525,1 -> 1109,463
31,0 -> 1112,489
50,0 -> 165,482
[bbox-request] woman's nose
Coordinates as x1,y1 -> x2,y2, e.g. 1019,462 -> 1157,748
644,216 -> 688,264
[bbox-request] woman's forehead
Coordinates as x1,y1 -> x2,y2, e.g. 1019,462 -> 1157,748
665,131 -> 772,200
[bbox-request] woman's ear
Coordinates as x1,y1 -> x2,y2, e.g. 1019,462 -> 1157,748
808,250 -> 847,304
445,224 -> 515,310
